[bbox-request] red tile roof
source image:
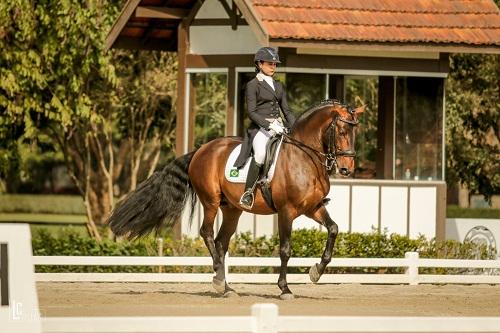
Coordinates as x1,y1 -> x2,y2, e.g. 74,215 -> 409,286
251,0 -> 500,46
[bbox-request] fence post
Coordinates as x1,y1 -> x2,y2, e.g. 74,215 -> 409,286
405,251 -> 419,285
252,303 -> 278,333
157,238 -> 164,273
225,252 -> 229,282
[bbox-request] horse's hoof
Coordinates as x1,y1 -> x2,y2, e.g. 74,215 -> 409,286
279,292 -> 294,300
309,263 -> 321,283
212,277 -> 226,294
223,290 -> 239,298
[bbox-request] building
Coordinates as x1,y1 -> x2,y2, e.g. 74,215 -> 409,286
106,0 -> 500,239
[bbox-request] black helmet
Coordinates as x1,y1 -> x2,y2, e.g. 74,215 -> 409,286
254,47 -> 281,63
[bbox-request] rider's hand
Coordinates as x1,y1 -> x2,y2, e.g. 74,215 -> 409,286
269,121 -> 284,135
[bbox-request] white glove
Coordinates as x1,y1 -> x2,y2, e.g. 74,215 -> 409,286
268,120 -> 284,135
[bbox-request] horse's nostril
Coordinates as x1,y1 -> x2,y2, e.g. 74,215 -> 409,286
340,168 -> 350,176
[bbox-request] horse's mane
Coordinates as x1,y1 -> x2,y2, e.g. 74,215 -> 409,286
292,99 -> 352,130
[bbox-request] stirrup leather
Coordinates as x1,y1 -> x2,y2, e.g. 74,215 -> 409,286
239,190 -> 255,209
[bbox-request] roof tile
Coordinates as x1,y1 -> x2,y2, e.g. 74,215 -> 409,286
251,0 -> 500,45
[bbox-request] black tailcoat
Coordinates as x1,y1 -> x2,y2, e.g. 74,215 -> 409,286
234,77 -> 296,168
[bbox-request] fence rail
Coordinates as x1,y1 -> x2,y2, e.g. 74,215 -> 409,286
33,252 -> 500,285
41,304 -> 500,333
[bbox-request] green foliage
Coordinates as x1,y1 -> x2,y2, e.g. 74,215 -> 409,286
0,2 -> 179,233
0,0 -> 120,133
32,228 -> 495,275
446,54 -> 500,201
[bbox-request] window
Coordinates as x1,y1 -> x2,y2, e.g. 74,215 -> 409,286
395,77 -> 444,180
283,73 -> 326,116
344,76 -> 379,178
190,73 -> 227,148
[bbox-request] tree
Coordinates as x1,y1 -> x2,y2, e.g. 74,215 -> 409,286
0,1 -> 177,239
446,53 -> 500,202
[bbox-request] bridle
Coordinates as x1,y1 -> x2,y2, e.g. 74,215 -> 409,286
283,114 -> 359,173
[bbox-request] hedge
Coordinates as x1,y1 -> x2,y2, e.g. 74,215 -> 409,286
32,227 -> 496,274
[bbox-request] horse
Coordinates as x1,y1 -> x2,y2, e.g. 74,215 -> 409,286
108,100 -> 364,299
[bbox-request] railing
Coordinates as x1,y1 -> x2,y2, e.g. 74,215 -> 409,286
41,303 -> 500,333
33,252 -> 500,285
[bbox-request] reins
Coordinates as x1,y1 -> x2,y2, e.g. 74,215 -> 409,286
282,114 -> 359,173
282,132 -> 336,171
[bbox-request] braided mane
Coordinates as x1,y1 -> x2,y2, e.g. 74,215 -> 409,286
292,99 -> 352,129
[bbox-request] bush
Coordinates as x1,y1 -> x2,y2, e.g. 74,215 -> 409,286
32,227 -> 495,274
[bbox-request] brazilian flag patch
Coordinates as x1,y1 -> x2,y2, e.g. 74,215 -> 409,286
229,169 -> 239,177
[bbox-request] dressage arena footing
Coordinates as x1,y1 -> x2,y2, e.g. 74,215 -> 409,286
37,282 -> 500,317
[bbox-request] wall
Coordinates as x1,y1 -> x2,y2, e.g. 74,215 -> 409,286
189,0 -> 261,55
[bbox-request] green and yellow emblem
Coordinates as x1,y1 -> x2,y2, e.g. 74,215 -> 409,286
229,169 -> 239,177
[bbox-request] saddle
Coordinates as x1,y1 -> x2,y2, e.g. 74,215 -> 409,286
224,135 -> 283,211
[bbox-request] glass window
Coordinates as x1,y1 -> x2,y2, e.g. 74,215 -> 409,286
284,73 -> 326,116
344,76 -> 379,178
191,73 -> 227,148
395,77 -> 444,180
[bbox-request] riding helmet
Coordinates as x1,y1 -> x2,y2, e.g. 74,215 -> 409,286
254,47 -> 281,64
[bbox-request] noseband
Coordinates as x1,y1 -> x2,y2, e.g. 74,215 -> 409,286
283,114 -> 358,173
324,115 -> 359,171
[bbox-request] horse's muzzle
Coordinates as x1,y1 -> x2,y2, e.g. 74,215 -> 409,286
339,168 -> 351,176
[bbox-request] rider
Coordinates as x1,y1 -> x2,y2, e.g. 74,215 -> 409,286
234,47 -> 296,209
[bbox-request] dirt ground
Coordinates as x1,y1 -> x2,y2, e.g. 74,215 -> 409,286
37,282 -> 500,317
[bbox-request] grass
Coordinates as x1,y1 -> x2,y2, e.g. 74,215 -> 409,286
446,205 -> 500,219
0,194 -> 85,214
0,213 -> 86,224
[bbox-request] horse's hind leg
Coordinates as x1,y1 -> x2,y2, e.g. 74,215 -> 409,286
213,204 -> 242,296
306,204 -> 338,283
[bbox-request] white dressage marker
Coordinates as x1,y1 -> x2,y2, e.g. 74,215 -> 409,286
0,224 -> 41,333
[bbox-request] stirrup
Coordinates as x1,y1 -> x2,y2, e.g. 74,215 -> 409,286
239,190 -> 255,209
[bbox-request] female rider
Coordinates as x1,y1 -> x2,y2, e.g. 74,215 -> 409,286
234,47 -> 296,209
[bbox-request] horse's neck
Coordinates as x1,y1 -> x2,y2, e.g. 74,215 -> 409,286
291,112 -> 332,151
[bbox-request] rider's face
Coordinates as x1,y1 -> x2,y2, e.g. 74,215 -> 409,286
259,61 -> 277,76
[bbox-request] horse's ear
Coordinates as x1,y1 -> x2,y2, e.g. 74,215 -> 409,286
353,105 -> 366,116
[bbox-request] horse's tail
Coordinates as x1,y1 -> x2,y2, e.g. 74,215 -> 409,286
108,151 -> 197,239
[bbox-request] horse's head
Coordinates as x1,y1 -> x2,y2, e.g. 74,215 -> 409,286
326,103 -> 365,177
291,100 -> 365,177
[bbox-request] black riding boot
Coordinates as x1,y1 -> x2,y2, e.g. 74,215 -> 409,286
239,158 -> 262,209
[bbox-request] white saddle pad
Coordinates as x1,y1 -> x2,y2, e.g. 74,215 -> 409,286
224,140 -> 283,183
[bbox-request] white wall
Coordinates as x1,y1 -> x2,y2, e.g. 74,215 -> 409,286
189,0 -> 261,55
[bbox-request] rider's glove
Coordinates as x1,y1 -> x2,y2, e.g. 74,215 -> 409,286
268,120 -> 284,135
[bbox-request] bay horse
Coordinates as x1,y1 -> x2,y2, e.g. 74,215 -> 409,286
108,100 -> 364,299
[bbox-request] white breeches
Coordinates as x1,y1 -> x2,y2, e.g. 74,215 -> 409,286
252,128 -> 274,165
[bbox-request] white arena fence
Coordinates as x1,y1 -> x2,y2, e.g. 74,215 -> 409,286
33,252 -> 500,285
41,303 -> 500,333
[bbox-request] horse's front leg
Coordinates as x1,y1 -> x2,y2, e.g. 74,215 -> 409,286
277,210 -> 294,300
212,205 -> 242,297
306,204 -> 338,283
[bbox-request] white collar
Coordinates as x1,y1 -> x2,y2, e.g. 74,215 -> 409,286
256,72 -> 275,91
